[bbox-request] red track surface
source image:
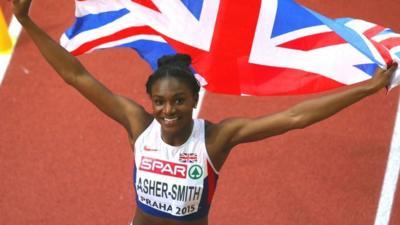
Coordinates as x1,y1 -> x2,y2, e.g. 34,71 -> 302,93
1,1 -> 399,225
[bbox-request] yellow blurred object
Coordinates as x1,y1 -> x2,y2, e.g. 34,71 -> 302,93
0,7 -> 12,53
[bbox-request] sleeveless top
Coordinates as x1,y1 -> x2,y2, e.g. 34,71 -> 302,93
133,119 -> 219,221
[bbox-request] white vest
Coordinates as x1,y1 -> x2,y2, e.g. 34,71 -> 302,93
133,119 -> 219,221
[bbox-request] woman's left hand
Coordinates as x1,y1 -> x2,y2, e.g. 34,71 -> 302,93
369,63 -> 398,92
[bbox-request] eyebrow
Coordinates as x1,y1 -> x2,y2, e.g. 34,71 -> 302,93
152,92 -> 187,98
173,93 -> 186,97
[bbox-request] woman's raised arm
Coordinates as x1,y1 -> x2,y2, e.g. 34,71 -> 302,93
209,64 -> 398,153
12,0 -> 152,139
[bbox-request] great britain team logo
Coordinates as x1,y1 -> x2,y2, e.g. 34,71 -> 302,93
179,153 -> 198,163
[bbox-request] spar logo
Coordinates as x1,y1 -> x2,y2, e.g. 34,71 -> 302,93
139,157 -> 187,178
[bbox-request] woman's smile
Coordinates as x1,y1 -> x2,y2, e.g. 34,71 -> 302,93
164,117 -> 178,124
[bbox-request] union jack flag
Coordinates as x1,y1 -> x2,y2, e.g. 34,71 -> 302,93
179,153 -> 198,163
61,0 -> 400,96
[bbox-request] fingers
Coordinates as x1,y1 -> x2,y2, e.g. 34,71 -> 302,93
382,63 -> 399,78
387,63 -> 398,73
383,63 -> 398,90
376,63 -> 398,77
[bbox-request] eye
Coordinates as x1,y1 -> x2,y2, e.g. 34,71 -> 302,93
153,99 -> 163,106
175,98 -> 185,105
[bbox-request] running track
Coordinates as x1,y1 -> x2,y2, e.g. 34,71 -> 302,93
0,1 -> 399,225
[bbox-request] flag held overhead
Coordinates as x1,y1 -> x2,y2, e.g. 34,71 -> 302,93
61,0 -> 400,95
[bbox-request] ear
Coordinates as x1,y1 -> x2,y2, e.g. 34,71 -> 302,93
193,94 -> 199,108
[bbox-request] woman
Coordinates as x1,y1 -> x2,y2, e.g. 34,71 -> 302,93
12,0 -> 398,224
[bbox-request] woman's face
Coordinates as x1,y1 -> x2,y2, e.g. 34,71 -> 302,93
150,76 -> 198,135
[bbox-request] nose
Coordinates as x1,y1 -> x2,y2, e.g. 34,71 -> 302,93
163,102 -> 176,115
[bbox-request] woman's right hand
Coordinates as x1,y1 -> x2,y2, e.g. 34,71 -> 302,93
12,0 -> 32,21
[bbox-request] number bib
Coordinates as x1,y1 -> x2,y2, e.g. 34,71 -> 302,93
133,119 -> 219,221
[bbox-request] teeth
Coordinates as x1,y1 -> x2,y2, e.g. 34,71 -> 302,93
164,118 -> 178,122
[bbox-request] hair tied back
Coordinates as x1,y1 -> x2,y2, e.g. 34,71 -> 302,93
157,54 -> 192,69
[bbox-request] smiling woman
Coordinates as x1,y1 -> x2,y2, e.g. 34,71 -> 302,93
10,0 -> 399,225
133,54 -> 219,224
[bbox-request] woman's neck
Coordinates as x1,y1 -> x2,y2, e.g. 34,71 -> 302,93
161,120 -> 194,146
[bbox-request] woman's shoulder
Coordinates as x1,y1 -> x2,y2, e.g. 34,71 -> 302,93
201,119 -> 214,126
202,118 -> 230,139
202,117 -> 243,131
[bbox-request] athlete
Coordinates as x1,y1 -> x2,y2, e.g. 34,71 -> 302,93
12,0 -> 398,225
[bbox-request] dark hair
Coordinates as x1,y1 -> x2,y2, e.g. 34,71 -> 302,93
145,54 -> 200,98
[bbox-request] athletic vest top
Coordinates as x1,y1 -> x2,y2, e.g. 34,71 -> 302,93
133,119 -> 219,221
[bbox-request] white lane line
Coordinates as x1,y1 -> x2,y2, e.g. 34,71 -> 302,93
374,96 -> 400,225
0,15 -> 22,85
